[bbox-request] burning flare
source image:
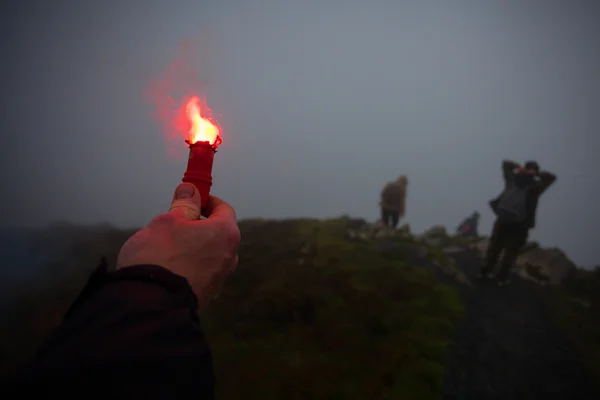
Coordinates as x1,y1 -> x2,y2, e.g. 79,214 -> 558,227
184,96 -> 222,147
180,95 -> 222,209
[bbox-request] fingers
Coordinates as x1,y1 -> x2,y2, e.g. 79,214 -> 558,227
168,183 -> 203,220
200,195 -> 241,250
202,194 -> 237,221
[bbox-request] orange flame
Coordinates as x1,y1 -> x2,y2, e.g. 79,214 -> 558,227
184,96 -> 221,146
172,95 -> 221,147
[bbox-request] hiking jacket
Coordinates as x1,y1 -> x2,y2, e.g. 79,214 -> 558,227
489,160 -> 557,229
456,217 -> 479,236
380,181 -> 407,214
4,259 -> 215,399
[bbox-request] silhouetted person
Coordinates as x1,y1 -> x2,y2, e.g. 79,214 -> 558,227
479,160 -> 556,286
379,175 -> 407,229
3,183 -> 241,399
456,211 -> 480,237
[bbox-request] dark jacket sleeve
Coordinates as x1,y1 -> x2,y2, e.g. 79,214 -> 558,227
502,160 -> 520,186
525,170 -> 557,229
534,170 -> 557,195
4,260 -> 215,399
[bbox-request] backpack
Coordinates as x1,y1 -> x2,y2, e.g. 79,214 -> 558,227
459,222 -> 472,234
493,184 -> 531,224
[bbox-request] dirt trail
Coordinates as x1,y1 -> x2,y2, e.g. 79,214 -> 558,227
442,249 -> 598,400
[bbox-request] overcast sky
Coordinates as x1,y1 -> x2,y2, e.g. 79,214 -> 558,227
1,0 -> 598,267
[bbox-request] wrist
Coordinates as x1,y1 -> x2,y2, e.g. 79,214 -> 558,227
67,265 -> 198,319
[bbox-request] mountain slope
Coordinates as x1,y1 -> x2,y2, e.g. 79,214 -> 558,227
442,249 -> 598,399
0,218 -> 598,399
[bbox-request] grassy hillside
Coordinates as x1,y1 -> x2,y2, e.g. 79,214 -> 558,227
0,218 -> 464,399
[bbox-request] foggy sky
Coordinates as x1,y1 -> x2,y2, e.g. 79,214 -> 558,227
1,0 -> 598,267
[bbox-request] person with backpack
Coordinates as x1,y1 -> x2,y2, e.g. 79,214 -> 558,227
479,160 -> 557,286
379,175 -> 408,230
456,211 -> 481,237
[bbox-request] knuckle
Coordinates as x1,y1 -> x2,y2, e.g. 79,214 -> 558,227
150,212 -> 179,227
211,220 -> 240,246
225,224 -> 241,247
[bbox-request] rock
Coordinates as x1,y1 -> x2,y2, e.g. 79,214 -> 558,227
515,247 -> 576,285
373,222 -> 394,238
374,229 -> 392,238
357,231 -> 369,240
443,245 -> 466,254
420,226 -> 456,248
398,223 -> 411,234
345,230 -> 363,242
474,237 -> 574,285
345,218 -> 370,231
520,241 -> 540,254
372,220 -> 387,230
518,264 -> 550,285
346,219 -> 401,242
344,219 -> 577,287
423,237 -> 443,248
473,237 -> 490,256
424,225 -> 447,238
430,255 -> 472,286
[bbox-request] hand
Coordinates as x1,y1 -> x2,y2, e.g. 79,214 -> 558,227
116,183 -> 241,310
517,167 -> 537,175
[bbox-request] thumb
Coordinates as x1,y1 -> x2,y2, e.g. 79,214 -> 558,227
168,183 -> 202,220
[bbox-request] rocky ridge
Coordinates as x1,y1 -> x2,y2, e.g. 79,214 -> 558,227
345,218 -> 576,286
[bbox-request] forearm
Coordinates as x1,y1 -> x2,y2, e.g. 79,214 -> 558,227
503,160 -> 520,169
538,170 -> 557,192
6,265 -> 214,398
539,170 -> 557,181
502,160 -> 520,182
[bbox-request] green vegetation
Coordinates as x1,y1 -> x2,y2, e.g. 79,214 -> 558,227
1,218 -> 464,399
544,266 -> 600,385
447,235 -> 482,248
426,246 -> 451,266
205,218 -> 464,399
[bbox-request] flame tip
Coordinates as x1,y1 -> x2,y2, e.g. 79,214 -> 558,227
183,95 -> 221,145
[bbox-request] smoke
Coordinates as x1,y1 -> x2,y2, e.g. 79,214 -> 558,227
143,37 -> 217,160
